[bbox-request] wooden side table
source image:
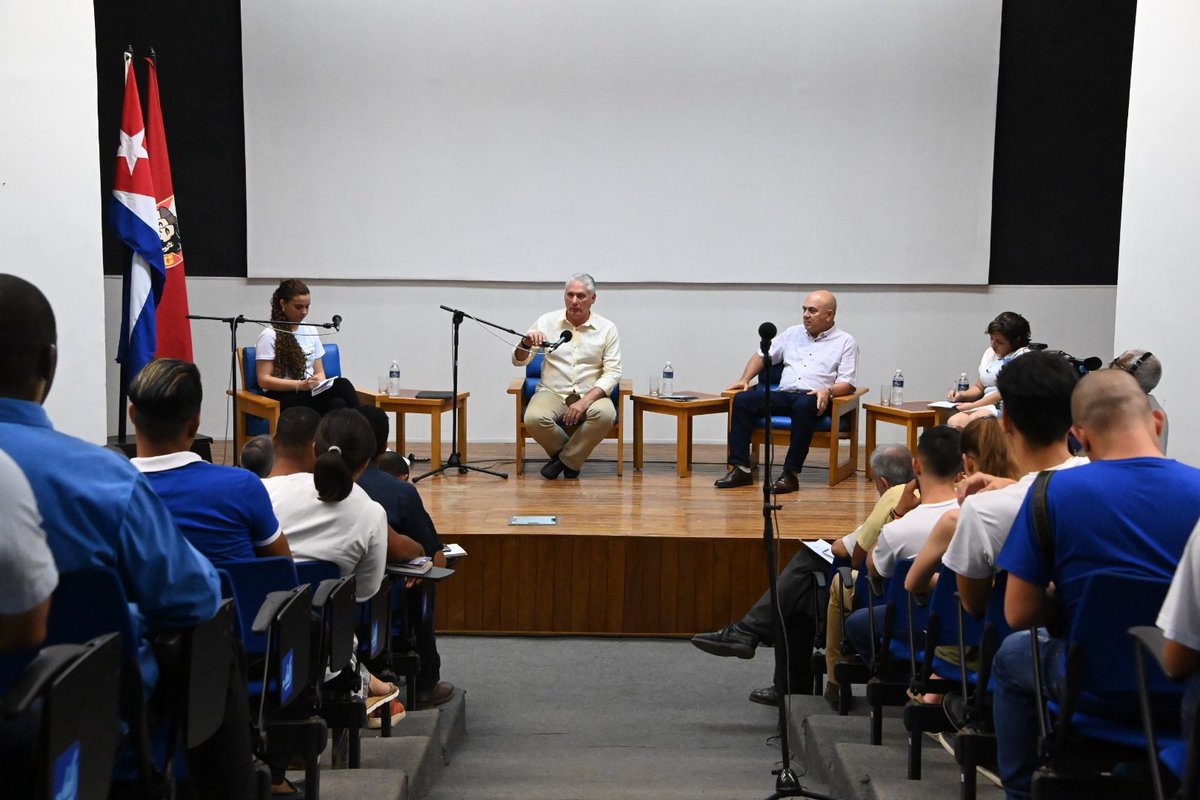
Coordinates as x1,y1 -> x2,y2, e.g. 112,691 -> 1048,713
632,392 -> 730,478
369,390 -> 470,467
863,401 -> 937,480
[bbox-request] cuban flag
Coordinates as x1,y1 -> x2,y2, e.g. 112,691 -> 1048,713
113,51 -> 166,386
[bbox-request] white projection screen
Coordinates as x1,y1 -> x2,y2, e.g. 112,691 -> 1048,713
243,1 -> 1001,284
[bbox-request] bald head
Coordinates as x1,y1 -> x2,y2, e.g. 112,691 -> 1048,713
1072,370 -> 1154,439
802,290 -> 838,335
0,274 -> 57,402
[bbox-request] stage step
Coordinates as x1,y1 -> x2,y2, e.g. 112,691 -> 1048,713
289,688 -> 469,799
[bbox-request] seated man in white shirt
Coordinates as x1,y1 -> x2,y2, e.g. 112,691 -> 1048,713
844,426 -> 963,657
513,273 -> 622,480
939,350 -> 1087,615
0,446 -> 56,654
1158,516 -> 1200,743
716,290 -> 858,494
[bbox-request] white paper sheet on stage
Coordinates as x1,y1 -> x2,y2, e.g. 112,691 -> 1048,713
242,0 -> 1002,284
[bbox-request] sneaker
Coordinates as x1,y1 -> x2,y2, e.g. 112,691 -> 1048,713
366,699 -> 407,729
364,683 -> 399,715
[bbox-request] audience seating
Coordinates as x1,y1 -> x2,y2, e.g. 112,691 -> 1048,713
724,362 -> 868,487
832,566 -> 886,715
1028,572 -> 1176,799
231,344 -> 374,454
507,352 -> 632,475
1130,626 -> 1198,800
0,634 -> 122,800
864,560 -> 926,746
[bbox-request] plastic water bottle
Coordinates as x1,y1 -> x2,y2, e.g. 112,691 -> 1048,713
662,361 -> 674,397
388,360 -> 401,397
889,369 -> 904,406
956,371 -> 970,397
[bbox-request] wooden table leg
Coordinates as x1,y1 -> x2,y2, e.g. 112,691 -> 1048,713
676,411 -> 689,478
457,398 -> 468,463
906,422 -> 920,457
865,410 -> 878,481
394,412 -> 407,456
430,408 -> 442,467
633,403 -> 644,470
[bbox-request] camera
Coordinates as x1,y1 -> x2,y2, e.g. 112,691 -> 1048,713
1028,343 -> 1103,375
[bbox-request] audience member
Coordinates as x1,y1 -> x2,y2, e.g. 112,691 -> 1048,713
378,450 -> 411,481
941,351 -> 1087,615
906,416 -> 1021,595
241,434 -> 275,478
691,446 -> 914,708
0,447 -> 56,654
1109,348 -> 1168,453
1158,517 -> 1200,746
256,278 -> 360,413
0,274 -> 259,798
357,406 -> 454,708
946,311 -> 1032,429
512,273 -> 623,480
268,406 -> 322,476
129,358 -> 290,563
716,290 -> 858,494
992,369 -> 1200,800
844,427 -> 962,658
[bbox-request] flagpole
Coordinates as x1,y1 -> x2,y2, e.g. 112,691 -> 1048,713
114,47 -> 134,448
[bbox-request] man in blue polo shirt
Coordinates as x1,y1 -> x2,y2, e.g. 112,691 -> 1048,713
993,369 -> 1200,800
0,275 -> 261,797
128,357 -> 291,563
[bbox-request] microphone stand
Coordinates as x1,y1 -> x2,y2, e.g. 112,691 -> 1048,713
757,328 -> 836,800
413,305 -> 510,482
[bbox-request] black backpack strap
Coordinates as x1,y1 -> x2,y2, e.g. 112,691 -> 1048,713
1030,470 -> 1056,570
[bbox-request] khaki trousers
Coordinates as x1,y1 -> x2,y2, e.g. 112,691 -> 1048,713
825,569 -> 856,686
524,390 -> 616,471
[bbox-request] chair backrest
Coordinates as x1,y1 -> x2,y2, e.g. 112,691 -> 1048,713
43,568 -> 139,661
358,577 -> 393,663
0,634 -> 123,800
249,586 -> 313,711
295,559 -> 342,591
521,351 -> 621,422
182,598 -> 238,748
220,557 -> 300,655
241,343 -> 343,394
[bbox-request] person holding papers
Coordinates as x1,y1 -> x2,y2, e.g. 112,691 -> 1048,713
256,278 -> 360,414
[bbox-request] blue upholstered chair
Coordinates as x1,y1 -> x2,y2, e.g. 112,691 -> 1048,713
724,362 -> 867,486
232,343 -> 373,455
506,352 -> 632,475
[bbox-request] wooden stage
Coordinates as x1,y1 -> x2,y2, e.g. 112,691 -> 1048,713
213,440 -> 878,637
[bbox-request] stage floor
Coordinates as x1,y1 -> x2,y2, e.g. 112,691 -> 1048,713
211,440 -> 878,635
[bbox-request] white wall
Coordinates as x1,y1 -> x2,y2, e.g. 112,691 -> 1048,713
1115,1 -> 1200,465
0,3 -> 107,442
104,278 -> 1115,451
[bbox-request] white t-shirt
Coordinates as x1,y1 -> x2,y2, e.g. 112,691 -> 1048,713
872,498 -> 958,578
0,448 -> 58,614
262,473 -> 387,602
943,456 -> 1089,579
1158,517 -> 1200,652
255,324 -> 326,378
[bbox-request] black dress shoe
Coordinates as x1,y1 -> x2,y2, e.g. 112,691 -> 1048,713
714,467 -> 753,489
690,624 -> 758,659
540,457 -> 566,480
562,464 -> 580,479
749,685 -> 778,706
771,469 -> 800,494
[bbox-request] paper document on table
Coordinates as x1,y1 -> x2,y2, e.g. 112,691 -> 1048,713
803,538 -> 835,564
311,376 -> 337,396
927,401 -> 957,409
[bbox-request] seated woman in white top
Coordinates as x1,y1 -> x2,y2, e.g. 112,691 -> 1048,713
255,278 -> 360,414
946,311 -> 1032,429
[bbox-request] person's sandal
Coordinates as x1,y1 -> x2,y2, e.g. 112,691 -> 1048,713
365,682 -> 399,715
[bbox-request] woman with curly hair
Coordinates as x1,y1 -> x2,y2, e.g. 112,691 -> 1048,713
255,279 -> 360,414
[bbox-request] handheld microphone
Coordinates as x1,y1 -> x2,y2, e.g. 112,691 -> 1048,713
547,330 -> 573,352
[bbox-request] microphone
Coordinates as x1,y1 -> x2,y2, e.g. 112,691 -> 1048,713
316,315 -> 343,330
546,330 -> 573,352
758,322 -> 777,342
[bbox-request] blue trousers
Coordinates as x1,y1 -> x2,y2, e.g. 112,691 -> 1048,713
846,605 -> 887,660
992,629 -> 1066,800
727,389 -> 821,473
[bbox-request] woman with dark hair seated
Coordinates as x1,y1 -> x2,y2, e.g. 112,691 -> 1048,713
946,311 -> 1032,429
255,278 -> 360,414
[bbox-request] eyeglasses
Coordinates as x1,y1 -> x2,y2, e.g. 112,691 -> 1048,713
1109,351 -> 1153,374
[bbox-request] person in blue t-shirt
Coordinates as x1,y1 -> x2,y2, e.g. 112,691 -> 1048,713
128,357 -> 292,564
993,369 -> 1200,800
356,406 -> 455,708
